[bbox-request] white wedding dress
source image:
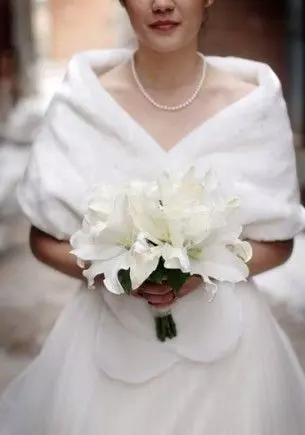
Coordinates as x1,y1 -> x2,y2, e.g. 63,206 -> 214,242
1,49 -> 305,434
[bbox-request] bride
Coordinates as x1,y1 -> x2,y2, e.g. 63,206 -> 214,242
1,0 -> 305,433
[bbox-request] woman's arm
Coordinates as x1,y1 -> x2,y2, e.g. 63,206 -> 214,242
30,225 -> 294,305
30,226 -> 84,281
140,239 -> 295,307
247,239 -> 294,276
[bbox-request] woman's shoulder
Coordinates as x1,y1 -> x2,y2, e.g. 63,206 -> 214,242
220,67 -> 257,101
99,62 -> 133,101
205,63 -> 258,109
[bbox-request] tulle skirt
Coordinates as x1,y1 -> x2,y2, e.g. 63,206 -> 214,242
1,284 -> 305,435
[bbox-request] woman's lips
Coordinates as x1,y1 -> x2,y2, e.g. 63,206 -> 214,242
149,21 -> 181,32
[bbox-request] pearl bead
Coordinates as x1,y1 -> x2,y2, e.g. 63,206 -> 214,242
131,53 -> 207,112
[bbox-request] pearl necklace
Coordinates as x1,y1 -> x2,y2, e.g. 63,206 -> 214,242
131,53 -> 207,112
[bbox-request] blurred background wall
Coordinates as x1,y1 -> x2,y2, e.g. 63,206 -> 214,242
0,0 -> 304,391
50,0 -> 115,58
0,0 -> 36,116
200,0 -> 303,145
0,0 -> 15,120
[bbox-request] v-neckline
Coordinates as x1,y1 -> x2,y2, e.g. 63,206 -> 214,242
72,50 -> 263,157
97,80 -> 260,156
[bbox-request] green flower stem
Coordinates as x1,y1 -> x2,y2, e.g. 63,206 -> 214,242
168,314 -> 177,337
118,257 -> 187,341
155,313 -> 177,342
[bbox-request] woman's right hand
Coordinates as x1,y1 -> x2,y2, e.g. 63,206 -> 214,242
133,283 -> 175,309
133,275 -> 203,308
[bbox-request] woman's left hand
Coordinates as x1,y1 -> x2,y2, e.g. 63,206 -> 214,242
137,275 -> 203,308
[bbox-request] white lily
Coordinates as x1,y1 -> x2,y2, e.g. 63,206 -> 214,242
188,243 -> 250,284
185,216 -> 252,287
71,193 -> 137,293
128,188 -> 170,244
128,233 -> 163,289
161,244 -> 190,273
156,168 -> 252,289
86,184 -> 120,224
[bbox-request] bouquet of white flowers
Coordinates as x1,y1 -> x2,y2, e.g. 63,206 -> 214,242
70,168 -> 252,342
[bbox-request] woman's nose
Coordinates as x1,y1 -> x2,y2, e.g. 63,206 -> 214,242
152,0 -> 175,14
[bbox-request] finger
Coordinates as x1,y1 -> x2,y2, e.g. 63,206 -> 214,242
177,286 -> 192,298
177,281 -> 196,297
187,275 -> 203,287
131,290 -> 144,299
143,292 -> 175,305
177,276 -> 203,298
139,284 -> 172,296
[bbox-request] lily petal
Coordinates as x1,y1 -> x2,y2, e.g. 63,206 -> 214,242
70,228 -> 125,261
83,260 -> 106,289
130,255 -> 160,289
71,243 -> 124,261
162,245 -> 190,273
190,245 -> 250,282
102,252 -> 131,295
232,240 -> 253,263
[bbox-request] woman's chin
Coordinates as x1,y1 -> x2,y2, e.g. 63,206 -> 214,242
141,38 -> 191,54
138,29 -> 198,54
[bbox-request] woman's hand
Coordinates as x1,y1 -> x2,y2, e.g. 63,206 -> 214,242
134,275 -> 203,308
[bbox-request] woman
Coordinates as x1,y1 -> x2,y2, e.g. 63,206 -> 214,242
1,0 -> 305,433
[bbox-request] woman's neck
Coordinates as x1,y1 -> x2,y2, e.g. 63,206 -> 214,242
134,42 -> 201,92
